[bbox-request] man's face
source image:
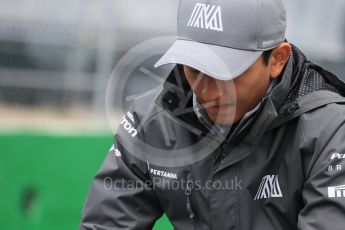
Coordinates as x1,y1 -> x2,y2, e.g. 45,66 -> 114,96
183,56 -> 272,125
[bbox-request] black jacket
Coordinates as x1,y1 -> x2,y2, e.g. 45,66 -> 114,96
80,45 -> 345,230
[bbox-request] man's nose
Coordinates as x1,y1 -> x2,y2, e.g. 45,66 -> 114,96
198,77 -> 227,103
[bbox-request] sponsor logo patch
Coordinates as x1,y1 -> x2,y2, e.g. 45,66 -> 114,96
150,168 -> 178,179
331,153 -> 345,160
187,3 -> 223,32
254,175 -> 283,200
109,145 -> 121,157
120,114 -> 138,138
328,185 -> 345,198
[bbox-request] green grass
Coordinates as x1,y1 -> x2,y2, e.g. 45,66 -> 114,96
0,132 -> 172,230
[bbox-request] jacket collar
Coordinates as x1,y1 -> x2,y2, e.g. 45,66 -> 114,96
268,53 -> 294,110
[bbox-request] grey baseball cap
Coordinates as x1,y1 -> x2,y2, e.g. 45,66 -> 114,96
154,0 -> 287,80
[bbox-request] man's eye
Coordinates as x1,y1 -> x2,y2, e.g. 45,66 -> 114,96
190,67 -> 200,73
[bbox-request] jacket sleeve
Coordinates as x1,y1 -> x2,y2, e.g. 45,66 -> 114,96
297,103 -> 345,230
79,117 -> 164,229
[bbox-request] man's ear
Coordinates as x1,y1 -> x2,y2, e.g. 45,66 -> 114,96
269,42 -> 292,79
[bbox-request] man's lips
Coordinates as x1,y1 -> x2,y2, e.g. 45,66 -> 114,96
208,104 -> 231,112
201,101 -> 234,113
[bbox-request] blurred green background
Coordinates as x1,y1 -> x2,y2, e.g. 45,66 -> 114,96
0,132 -> 173,229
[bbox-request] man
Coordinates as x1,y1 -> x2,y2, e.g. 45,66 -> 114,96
80,0 -> 345,229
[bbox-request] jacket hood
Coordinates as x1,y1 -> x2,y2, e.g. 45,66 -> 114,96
269,45 -> 345,128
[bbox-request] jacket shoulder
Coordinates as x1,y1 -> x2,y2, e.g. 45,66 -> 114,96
297,102 -> 345,177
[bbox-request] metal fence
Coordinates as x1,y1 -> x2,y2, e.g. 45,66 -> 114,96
0,0 -> 344,117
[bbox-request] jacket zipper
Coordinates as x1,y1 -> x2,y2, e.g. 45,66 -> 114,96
213,144 -> 225,171
185,173 -> 195,220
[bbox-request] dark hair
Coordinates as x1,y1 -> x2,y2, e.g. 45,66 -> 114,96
262,48 -> 274,66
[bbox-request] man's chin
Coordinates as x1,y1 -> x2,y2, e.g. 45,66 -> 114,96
213,118 -> 236,126
206,112 -> 238,126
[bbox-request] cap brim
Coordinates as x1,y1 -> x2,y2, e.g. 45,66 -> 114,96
154,40 -> 263,81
